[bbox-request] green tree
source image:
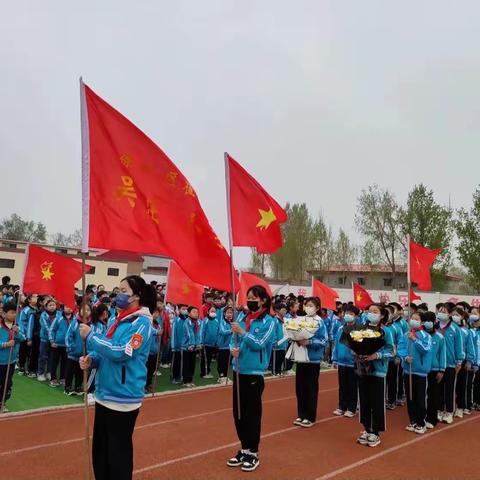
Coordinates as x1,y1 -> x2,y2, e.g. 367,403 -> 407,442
359,238 -> 383,267
50,229 -> 82,248
0,214 -> 47,243
249,248 -> 264,274
333,228 -> 357,284
311,214 -> 336,271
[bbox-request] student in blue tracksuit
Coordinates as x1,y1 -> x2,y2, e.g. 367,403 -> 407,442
467,307 -> 480,412
356,304 -> 394,448
170,305 -> 188,384
37,299 -> 60,382
332,305 -> 360,417
91,304 -> 110,336
181,307 -> 198,387
436,303 -> 464,424
79,275 -> 155,480
217,306 -> 234,383
1,304 -> 26,411
49,305 -> 75,387
293,297 -> 328,428
271,302 -> 289,376
227,285 -> 275,473
199,305 -> 219,379
65,309 -> 87,395
423,311 -> 446,428
17,294 -> 38,375
471,307 -> 480,410
390,302 -> 410,405
397,311 -> 432,434
384,305 -> 402,410
145,313 -> 162,393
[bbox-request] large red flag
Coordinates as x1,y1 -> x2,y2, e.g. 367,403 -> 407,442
409,240 -> 441,291
237,272 -> 272,306
312,279 -> 339,310
352,283 -> 374,310
165,262 -> 204,309
81,81 -> 236,292
226,153 -> 287,253
23,245 -> 90,309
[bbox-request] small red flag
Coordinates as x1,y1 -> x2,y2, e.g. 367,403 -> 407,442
165,262 -> 204,310
237,272 -> 272,306
81,81 -> 236,292
23,245 -> 90,309
409,288 -> 422,302
352,283 -> 374,310
226,153 -> 287,254
409,240 -> 441,291
312,279 -> 339,310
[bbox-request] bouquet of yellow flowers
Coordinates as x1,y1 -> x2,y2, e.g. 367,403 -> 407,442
284,316 -> 319,363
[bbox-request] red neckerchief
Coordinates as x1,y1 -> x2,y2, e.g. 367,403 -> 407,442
410,326 -> 423,339
0,321 -> 13,341
106,306 -> 139,339
244,309 -> 266,332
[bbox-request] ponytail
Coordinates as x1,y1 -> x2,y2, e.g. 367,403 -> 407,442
121,275 -> 156,313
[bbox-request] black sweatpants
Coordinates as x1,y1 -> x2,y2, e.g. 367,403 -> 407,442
386,361 -> 398,405
18,342 -> 30,372
358,375 -> 385,435
233,374 -> 265,453
404,373 -> 427,427
171,351 -> 182,382
217,349 -> 230,378
200,346 -> 217,376
145,354 -> 157,390
439,367 -> 456,413
0,363 -> 15,403
182,350 -> 196,384
456,367 -> 468,409
28,337 -> 40,374
338,365 -> 358,413
272,349 -> 286,375
295,362 -> 320,422
65,358 -> 83,393
466,370 -> 475,410
426,371 -> 442,426
50,346 -> 67,381
397,363 -> 405,400
473,370 -> 480,406
92,402 -> 140,480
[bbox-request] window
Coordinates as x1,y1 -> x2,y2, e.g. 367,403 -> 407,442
86,266 -> 96,275
0,258 -> 15,268
107,268 -> 119,277
3,242 -> 16,249
337,276 -> 345,285
357,277 -> 366,286
383,278 -> 393,287
55,248 -> 68,254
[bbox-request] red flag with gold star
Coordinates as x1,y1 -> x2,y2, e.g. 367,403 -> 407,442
409,239 -> 441,291
81,81 -> 236,292
226,153 -> 287,253
22,245 -> 90,308
312,279 -> 339,310
237,272 -> 273,306
352,283 -> 374,310
165,261 -> 204,309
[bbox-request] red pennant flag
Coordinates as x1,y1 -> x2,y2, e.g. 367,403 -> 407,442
237,272 -> 272,306
409,288 -> 422,301
352,283 -> 374,310
23,245 -> 90,309
226,153 -> 287,254
409,239 -> 441,291
81,82 -> 236,292
165,262 -> 204,310
312,279 -> 339,310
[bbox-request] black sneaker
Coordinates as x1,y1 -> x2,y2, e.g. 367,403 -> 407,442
227,450 -> 246,467
242,454 -> 260,472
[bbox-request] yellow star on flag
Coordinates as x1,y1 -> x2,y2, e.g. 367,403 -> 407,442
181,283 -> 191,295
256,208 -> 277,230
356,293 -> 362,302
41,261 -> 55,281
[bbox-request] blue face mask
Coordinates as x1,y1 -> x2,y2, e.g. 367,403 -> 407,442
367,312 -> 380,325
424,321 -> 434,330
115,293 -> 132,310
344,314 -> 355,323
469,315 -> 479,324
437,312 -> 449,323
409,319 -> 421,329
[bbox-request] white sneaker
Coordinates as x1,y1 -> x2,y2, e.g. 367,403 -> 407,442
87,394 -> 95,405
293,417 -> 303,426
425,422 -> 434,429
367,433 -> 381,447
344,410 -> 355,418
357,431 -> 369,445
463,409 -> 471,416
203,374 -> 214,379
155,371 -> 162,376
437,411 -> 444,422
454,408 -> 464,418
405,424 -> 416,432
300,419 -> 315,428
285,370 -> 295,376
443,413 -> 453,424
333,409 -> 344,416
46,373 -> 51,381
37,374 -> 47,382
414,425 -> 426,435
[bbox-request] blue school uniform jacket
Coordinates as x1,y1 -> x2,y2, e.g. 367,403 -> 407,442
384,323 -> 401,355
39,311 -> 60,343
397,329 -> 432,377
429,331 -> 446,372
149,324 -> 161,355
231,311 -> 275,375
273,317 -> 288,351
440,322 -> 465,368
49,314 -> 74,347
170,316 -> 195,351
332,324 -> 355,367
304,316 -> 329,363
460,327 -> 476,365
66,319 -> 84,360
0,325 -> 26,365
198,317 -> 219,347
18,306 -> 35,337
87,307 -> 152,405
217,316 -> 233,350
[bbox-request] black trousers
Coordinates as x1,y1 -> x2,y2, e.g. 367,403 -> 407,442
50,346 -> 67,381
171,351 -> 182,382
358,375 -> 385,434
65,358 -> 83,392
272,349 -> 286,375
473,371 -> 480,406
338,365 -> 358,413
182,350 -> 196,384
145,354 -> 157,389
456,367 -> 468,409
92,402 -> 139,480
439,367 -> 456,413
295,363 -> 320,422
386,361 -> 398,405
18,342 -> 30,372
233,374 -> 264,453
466,370 -> 475,410
397,363 -> 405,400
217,349 -> 230,378
28,337 -> 40,374
404,374 -> 427,427
200,346 -> 217,376
426,371 -> 442,426
0,363 -> 15,402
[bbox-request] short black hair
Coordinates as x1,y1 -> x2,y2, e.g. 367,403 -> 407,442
345,305 -> 360,316
3,303 -> 17,313
304,296 -> 321,309
273,301 -> 287,311
421,311 -> 436,324
246,285 -> 272,310
188,306 -> 199,314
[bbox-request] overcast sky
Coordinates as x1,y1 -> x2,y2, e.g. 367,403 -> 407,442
2,1 -> 480,267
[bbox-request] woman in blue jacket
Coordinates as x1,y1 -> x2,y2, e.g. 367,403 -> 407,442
17,294 -> 37,375
356,304 -> 394,448
199,305 -> 219,379
79,275 -> 155,480
49,305 -> 74,387
217,306 -> 234,383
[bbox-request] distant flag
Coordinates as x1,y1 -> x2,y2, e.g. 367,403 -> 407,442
352,283 -> 374,310
409,239 -> 441,291
312,279 -> 339,310
237,272 -> 272,306
165,262 -> 204,310
409,288 -> 422,302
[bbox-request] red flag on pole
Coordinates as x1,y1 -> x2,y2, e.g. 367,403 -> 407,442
226,153 -> 287,254
237,272 -> 272,306
312,279 -> 339,310
409,288 -> 422,302
166,262 -> 204,309
23,245 -> 90,309
81,81 -> 236,292
409,240 -> 441,291
352,283 -> 374,310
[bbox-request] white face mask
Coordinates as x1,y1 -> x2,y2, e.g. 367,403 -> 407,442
304,306 -> 316,316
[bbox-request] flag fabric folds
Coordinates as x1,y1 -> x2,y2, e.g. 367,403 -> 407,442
312,278 -> 339,310
237,271 -> 273,306
165,262 -> 204,309
352,283 -> 374,310
409,240 -> 441,291
409,288 -> 422,301
81,81 -> 235,292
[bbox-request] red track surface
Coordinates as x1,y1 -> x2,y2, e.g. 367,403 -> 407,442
1,370 -> 479,479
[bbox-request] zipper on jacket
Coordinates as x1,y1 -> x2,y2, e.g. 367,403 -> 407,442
259,350 -> 263,363
121,366 -> 126,384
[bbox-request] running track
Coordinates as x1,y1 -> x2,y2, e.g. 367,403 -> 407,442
1,370 -> 479,479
